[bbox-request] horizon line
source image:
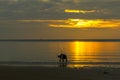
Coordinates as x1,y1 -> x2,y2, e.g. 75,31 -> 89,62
0,39 -> 120,42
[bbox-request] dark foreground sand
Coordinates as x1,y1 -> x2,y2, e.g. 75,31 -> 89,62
0,66 -> 120,80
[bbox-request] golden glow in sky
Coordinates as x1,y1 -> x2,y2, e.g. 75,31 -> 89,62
17,19 -> 120,29
49,19 -> 120,29
64,9 -> 96,14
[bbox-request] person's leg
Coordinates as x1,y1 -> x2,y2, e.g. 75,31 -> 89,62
62,59 -> 64,62
59,59 -> 61,62
65,58 -> 67,62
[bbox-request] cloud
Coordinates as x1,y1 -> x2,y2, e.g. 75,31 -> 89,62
0,0 -> 119,20
17,20 -> 64,23
39,0 -> 50,3
64,9 -> 96,14
17,19 -> 120,29
49,19 -> 120,29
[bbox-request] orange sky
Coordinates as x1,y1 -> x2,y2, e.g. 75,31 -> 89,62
0,0 -> 120,39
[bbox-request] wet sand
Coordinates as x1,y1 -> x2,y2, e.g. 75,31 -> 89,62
0,66 -> 120,80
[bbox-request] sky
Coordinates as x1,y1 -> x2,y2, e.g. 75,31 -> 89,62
0,0 -> 120,39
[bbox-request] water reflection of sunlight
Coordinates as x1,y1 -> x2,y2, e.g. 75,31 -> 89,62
72,41 -> 84,60
70,41 -> 100,62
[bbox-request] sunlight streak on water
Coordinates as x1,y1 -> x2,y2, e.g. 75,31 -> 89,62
0,41 -> 120,68
52,41 -> 120,63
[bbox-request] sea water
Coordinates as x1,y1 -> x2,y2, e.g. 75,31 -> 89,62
0,40 -> 120,68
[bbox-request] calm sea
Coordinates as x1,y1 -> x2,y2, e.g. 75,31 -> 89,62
0,40 -> 120,68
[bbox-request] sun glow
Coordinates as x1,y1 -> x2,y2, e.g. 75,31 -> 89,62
17,19 -> 120,29
50,19 -> 120,29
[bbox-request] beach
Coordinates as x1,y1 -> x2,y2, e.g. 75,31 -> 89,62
0,41 -> 120,80
0,66 -> 120,80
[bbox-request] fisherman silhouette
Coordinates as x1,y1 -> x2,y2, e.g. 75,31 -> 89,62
58,53 -> 67,63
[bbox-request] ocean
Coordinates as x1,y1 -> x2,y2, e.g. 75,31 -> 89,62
0,39 -> 120,68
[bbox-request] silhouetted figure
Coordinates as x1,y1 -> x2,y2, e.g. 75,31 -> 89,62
57,53 -> 67,63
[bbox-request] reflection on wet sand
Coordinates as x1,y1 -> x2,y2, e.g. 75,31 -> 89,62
58,62 -> 67,67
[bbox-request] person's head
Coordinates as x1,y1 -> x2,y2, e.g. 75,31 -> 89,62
57,55 -> 60,57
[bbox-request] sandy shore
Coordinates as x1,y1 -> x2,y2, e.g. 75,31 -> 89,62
0,66 -> 120,80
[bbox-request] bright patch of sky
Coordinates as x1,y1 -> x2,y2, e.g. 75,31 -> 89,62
0,0 -> 120,39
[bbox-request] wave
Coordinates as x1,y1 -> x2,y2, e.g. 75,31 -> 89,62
1,61 -> 120,68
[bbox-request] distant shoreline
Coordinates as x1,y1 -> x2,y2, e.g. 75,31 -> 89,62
0,39 -> 120,42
